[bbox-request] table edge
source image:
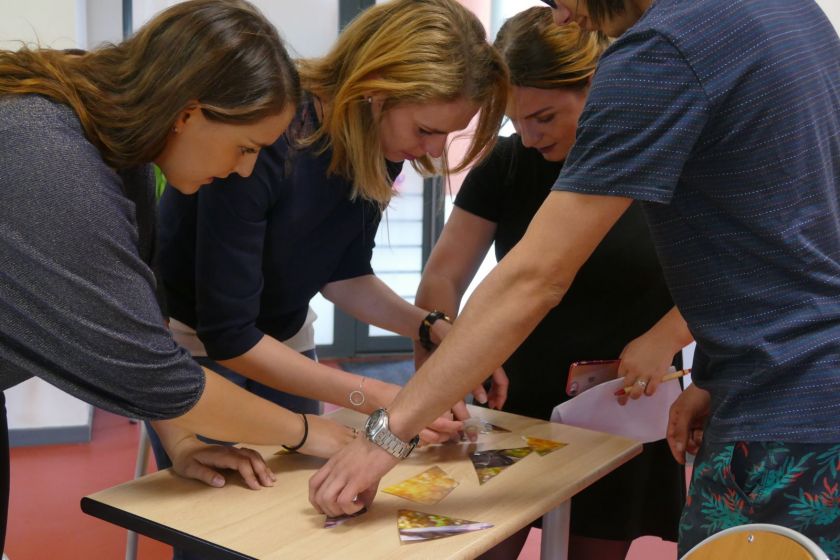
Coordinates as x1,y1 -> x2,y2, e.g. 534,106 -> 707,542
80,496 -> 256,560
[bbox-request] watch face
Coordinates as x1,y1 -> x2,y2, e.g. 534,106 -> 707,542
365,408 -> 387,438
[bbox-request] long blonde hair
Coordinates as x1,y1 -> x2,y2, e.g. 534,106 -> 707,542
298,0 -> 508,205
494,7 -> 608,91
0,0 -> 299,170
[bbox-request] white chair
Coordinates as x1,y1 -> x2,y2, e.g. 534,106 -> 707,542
681,523 -> 830,560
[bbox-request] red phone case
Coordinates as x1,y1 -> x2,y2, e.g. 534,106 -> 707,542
565,359 -> 620,397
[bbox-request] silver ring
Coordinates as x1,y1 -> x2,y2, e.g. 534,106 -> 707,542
636,379 -> 648,388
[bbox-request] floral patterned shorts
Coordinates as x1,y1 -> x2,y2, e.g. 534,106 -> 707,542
678,441 -> 840,559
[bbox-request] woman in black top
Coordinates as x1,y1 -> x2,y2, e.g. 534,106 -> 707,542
416,9 -> 691,560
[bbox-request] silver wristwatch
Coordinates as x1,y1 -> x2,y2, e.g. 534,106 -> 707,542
364,408 -> 419,460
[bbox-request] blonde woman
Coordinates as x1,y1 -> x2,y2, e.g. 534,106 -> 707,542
150,0 -> 508,510
414,8 -> 688,560
0,0 -> 358,554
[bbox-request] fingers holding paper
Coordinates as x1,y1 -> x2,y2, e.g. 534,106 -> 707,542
309,437 -> 397,517
666,384 -> 710,464
617,306 -> 694,404
618,334 -> 675,403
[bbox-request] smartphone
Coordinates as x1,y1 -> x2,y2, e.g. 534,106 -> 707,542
565,359 -> 620,397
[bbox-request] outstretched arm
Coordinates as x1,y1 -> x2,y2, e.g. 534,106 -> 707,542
219,338 -> 400,415
321,275 -> 450,348
220,338 -> 461,443
309,191 -> 632,516
167,367 -> 354,458
413,207 -> 507,409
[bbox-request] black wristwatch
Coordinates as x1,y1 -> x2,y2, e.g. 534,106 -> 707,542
364,408 -> 419,460
418,310 -> 451,351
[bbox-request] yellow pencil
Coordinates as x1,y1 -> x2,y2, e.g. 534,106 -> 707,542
615,368 -> 691,396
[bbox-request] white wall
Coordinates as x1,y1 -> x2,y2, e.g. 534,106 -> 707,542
86,0 -> 123,48
816,0 -> 840,31
0,0 -> 85,50
132,0 -> 338,58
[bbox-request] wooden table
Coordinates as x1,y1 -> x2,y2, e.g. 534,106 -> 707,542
82,406 -> 641,560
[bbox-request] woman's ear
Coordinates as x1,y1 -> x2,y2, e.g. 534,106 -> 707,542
366,93 -> 386,120
176,100 -> 203,128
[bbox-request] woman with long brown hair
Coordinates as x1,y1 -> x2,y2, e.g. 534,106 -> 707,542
0,1 -> 353,553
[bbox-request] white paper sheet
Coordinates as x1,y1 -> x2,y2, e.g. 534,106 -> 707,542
550,377 -> 682,443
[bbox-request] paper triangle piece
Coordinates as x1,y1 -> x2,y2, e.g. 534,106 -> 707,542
398,509 -> 493,542
469,447 -> 532,485
382,466 -> 459,505
523,436 -> 567,456
324,507 -> 367,529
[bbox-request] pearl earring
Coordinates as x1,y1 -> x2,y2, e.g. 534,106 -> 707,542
367,97 -> 372,104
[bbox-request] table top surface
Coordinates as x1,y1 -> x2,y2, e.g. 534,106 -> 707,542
83,406 -> 641,560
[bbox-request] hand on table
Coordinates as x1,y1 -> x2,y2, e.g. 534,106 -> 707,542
667,384 -> 710,464
168,437 -> 275,490
309,437 -> 398,517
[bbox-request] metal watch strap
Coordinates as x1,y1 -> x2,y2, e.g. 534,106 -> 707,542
365,408 -> 419,460
372,430 -> 416,459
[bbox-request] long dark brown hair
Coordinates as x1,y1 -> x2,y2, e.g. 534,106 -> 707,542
495,6 -> 608,90
0,0 -> 299,170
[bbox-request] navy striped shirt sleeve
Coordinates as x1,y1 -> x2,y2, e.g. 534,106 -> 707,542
554,31 -> 711,202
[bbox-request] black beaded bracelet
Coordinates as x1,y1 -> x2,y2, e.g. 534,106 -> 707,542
282,413 -> 308,452
418,310 -> 451,351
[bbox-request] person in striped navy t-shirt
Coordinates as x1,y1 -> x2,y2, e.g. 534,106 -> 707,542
544,0 -> 840,554
308,1 -> 839,555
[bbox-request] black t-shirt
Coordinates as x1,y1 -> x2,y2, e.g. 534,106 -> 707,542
455,134 -> 675,419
